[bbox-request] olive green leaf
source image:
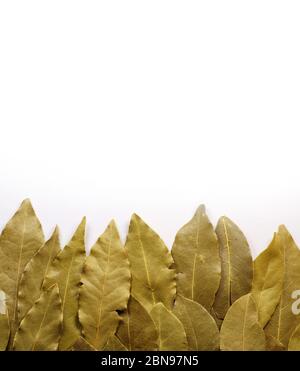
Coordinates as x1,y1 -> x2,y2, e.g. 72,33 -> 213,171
13,284 -> 62,351
288,323 -> 300,351
265,225 -> 300,348
213,216 -> 253,320
43,218 -> 86,350
125,214 -> 176,312
104,335 -> 128,351
172,205 -> 220,311
173,295 -> 219,350
150,302 -> 188,351
18,227 -> 61,323
79,220 -> 130,350
220,294 -> 266,351
0,199 -> 44,345
0,290 -> 10,351
251,233 -> 284,328
116,296 -> 158,351
71,337 -> 96,351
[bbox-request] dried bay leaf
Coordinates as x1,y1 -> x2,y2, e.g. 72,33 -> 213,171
43,218 -> 86,350
150,302 -> 188,351
173,295 -> 219,350
265,225 -> 300,348
18,227 -> 61,323
0,314 -> 9,351
125,214 -> 176,312
266,335 -> 285,351
172,205 -> 220,311
0,199 -> 44,344
288,323 -> 300,351
252,233 -> 284,328
71,337 -> 96,351
104,336 -> 128,351
213,217 -> 253,320
13,284 -> 62,351
210,308 -> 223,329
116,296 -> 158,351
220,294 -> 266,351
0,290 -> 10,351
79,220 -> 130,350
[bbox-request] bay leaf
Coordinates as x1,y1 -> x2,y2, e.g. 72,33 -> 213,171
210,308 -> 223,329
79,220 -> 130,350
266,335 -> 285,351
104,335 -> 128,351
116,296 -> 158,351
264,225 -> 300,348
171,205 -> 220,311
0,199 -> 44,344
71,337 -> 96,351
43,218 -> 86,350
213,216 -> 253,320
18,227 -> 61,323
0,290 -> 9,351
173,295 -> 219,350
125,214 -> 176,312
13,284 -> 62,351
251,233 -> 284,328
288,323 -> 300,351
150,302 -> 188,351
220,294 -> 266,351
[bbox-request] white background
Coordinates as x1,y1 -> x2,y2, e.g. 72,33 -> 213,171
0,1 -> 299,257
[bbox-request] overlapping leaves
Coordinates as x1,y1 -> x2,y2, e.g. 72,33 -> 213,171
0,200 -> 300,351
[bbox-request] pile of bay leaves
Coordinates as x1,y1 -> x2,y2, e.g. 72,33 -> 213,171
0,199 -> 300,351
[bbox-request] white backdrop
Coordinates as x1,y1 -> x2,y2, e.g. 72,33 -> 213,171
1,1 -> 299,257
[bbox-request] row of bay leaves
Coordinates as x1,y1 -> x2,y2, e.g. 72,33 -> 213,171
0,200 -> 300,351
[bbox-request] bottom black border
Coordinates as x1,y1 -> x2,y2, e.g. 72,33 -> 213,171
0,351 -> 295,369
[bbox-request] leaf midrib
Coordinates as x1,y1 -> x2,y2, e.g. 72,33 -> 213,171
13,210 -> 27,325
222,218 -> 232,308
95,230 -> 113,346
136,221 -> 156,306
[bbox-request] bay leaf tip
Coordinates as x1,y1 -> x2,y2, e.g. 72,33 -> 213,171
20,198 -> 32,206
195,204 -> 206,215
69,217 -> 86,243
52,225 -> 60,238
107,219 -> 117,229
76,216 -> 86,232
131,213 -> 141,222
19,198 -> 35,212
277,224 -> 289,234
